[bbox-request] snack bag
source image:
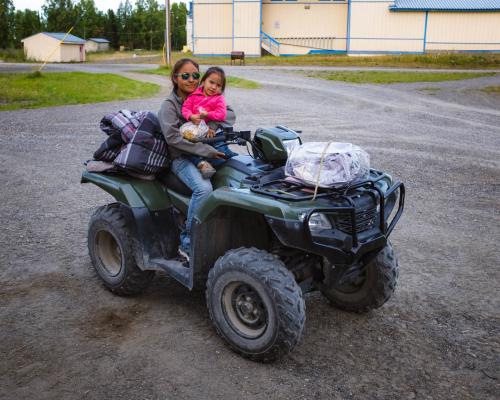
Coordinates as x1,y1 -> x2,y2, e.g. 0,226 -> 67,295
180,120 -> 209,142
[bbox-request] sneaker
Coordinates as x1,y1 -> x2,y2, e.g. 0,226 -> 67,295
177,247 -> 190,263
197,161 -> 216,179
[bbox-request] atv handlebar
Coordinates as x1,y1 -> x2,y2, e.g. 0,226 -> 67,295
198,127 -> 252,146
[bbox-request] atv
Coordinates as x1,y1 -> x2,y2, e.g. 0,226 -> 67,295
82,125 -> 405,362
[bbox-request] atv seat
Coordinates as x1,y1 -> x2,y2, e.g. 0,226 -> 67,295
157,170 -> 193,196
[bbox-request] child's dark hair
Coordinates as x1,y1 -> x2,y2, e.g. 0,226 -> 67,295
201,66 -> 226,93
171,58 -> 200,91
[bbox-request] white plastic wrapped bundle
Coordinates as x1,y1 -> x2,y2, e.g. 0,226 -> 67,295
285,142 -> 370,188
180,120 -> 209,142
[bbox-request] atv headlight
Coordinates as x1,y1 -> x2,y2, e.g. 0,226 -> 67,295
308,213 -> 332,234
283,139 -> 300,156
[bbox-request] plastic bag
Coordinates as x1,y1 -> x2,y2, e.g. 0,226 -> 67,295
180,120 -> 209,142
285,142 -> 370,188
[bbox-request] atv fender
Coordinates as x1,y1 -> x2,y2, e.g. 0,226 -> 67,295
81,171 -> 171,210
194,187 -> 288,223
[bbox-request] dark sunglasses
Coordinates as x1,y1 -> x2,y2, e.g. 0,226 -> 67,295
176,72 -> 201,80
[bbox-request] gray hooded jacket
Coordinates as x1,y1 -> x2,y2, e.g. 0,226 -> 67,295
158,90 -> 236,160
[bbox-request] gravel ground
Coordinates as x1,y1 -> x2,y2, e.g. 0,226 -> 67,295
0,65 -> 499,400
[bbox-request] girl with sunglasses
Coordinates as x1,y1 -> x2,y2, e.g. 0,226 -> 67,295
158,58 -> 236,258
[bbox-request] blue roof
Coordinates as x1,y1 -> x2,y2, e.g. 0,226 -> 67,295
390,0 -> 500,11
88,38 -> 110,43
44,32 -> 86,44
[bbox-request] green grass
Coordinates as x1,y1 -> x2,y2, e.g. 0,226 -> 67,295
181,52 -> 500,69
226,76 -> 260,89
135,66 -> 261,88
0,48 -> 27,62
0,72 -> 160,111
87,51 -> 500,69
304,70 -> 495,84
480,85 -> 500,94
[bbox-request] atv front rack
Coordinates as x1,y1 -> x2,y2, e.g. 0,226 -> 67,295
251,171 -> 405,246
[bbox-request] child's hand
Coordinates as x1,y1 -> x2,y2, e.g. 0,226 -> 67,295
199,110 -> 208,119
207,129 -> 216,138
190,114 -> 202,125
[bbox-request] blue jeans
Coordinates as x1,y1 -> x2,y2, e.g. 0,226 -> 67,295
189,132 -> 238,168
171,157 -> 213,254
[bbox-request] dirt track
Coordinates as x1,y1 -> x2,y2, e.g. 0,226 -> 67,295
1,66 -> 499,399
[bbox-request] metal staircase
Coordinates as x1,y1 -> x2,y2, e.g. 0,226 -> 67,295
261,31 -> 280,56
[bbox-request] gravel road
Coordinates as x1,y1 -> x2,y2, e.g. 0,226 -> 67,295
1,65 -> 499,400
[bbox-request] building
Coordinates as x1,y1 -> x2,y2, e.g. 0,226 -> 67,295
85,38 -> 111,52
189,0 -> 500,56
21,32 -> 86,62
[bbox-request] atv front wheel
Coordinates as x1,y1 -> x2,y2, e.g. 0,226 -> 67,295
321,242 -> 399,313
88,204 -> 154,295
206,248 -> 305,362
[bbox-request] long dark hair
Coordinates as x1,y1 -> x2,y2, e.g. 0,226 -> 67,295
171,58 -> 200,92
200,66 -> 226,93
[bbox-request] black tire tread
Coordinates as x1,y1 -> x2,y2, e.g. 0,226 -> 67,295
206,247 -> 305,362
322,242 -> 399,313
88,204 -> 154,296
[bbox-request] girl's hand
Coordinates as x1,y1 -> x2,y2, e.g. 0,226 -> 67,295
213,151 -> 227,160
207,129 -> 216,138
190,114 -> 202,125
200,110 -> 208,119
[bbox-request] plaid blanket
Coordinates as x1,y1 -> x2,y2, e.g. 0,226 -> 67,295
94,110 -> 169,174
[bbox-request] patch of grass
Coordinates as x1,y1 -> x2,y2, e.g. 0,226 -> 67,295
305,70 -> 495,84
87,51 -> 500,70
480,86 -> 500,94
0,48 -> 27,62
0,72 -> 160,111
181,52 -> 500,69
135,66 -> 260,88
226,76 -> 260,89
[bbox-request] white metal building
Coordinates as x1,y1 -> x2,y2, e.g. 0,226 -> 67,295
21,32 -> 86,62
85,38 -> 110,52
188,0 -> 500,56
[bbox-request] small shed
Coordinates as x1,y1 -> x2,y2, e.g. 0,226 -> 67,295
85,38 -> 110,53
21,32 -> 86,63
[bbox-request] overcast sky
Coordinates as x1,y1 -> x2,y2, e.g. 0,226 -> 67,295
13,0 -> 186,13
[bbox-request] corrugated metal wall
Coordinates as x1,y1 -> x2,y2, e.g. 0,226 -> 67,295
192,0 -> 500,56
234,0 -> 261,55
262,1 -> 348,55
349,0 -> 425,53
192,0 -> 260,56
425,12 -> 500,51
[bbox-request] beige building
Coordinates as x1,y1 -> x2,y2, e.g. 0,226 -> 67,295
85,38 -> 110,52
22,32 -> 86,62
188,0 -> 500,56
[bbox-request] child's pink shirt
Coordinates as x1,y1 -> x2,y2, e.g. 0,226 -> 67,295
181,87 -> 227,122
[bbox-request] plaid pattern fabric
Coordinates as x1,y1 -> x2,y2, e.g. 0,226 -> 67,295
113,112 -> 169,174
94,110 -> 169,174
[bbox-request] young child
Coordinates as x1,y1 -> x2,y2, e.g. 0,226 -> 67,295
181,66 -> 236,178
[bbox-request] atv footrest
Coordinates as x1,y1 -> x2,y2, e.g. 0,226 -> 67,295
150,257 -> 192,288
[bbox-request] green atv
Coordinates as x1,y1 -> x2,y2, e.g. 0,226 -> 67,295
82,126 -> 405,362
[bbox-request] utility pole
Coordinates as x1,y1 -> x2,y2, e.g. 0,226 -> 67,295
165,0 -> 171,66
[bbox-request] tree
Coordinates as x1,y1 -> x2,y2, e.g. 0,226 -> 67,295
75,0 -> 105,39
0,0 -> 15,48
171,2 -> 187,51
43,0 -> 79,33
13,9 -> 42,47
104,9 -> 119,50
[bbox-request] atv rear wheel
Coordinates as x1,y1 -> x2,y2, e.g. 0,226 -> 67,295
206,248 -> 305,362
321,242 -> 399,313
88,204 -> 154,295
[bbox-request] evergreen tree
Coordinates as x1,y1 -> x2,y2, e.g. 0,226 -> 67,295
104,9 -> 119,49
0,0 -> 15,48
43,0 -> 79,33
13,9 -> 42,47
